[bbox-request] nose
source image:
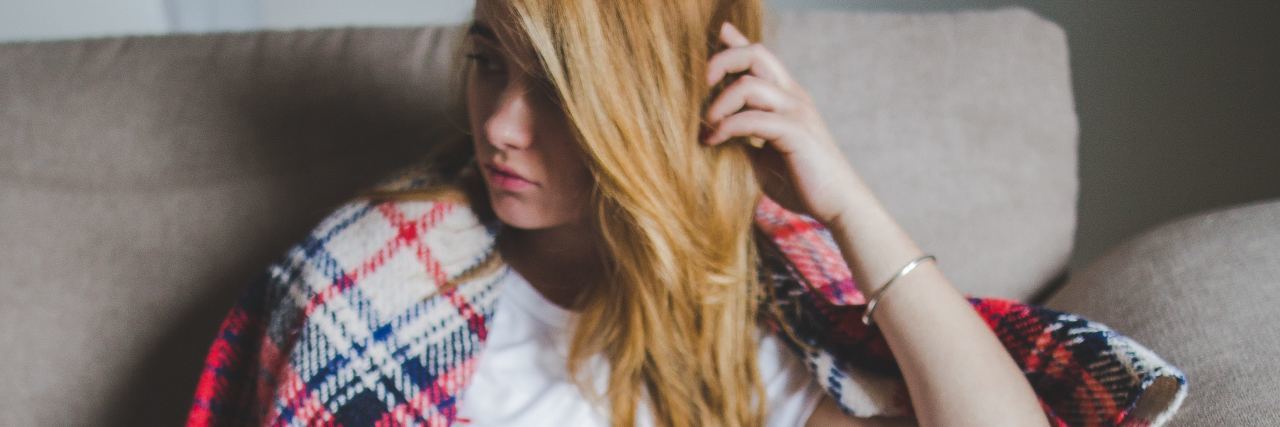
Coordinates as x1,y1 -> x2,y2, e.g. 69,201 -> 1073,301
482,77 -> 538,151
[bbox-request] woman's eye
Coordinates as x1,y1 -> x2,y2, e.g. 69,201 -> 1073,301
464,52 -> 502,73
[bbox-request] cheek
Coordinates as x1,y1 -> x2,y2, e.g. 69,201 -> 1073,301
543,135 -> 594,195
544,152 -> 595,213
556,163 -> 594,197
491,151 -> 592,229
465,79 -> 488,140
536,150 -> 593,210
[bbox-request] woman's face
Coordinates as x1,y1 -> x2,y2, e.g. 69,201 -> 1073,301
465,7 -> 593,231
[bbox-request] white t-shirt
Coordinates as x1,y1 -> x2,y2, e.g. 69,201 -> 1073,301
455,266 -> 826,426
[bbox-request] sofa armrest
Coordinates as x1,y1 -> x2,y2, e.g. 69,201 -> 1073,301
1046,198 -> 1280,426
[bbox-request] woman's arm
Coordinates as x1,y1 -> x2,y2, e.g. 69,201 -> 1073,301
818,172 -> 1048,427
702,21 -> 1047,426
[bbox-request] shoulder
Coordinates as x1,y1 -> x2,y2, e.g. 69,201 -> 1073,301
356,155 -> 497,223
215,160 -> 506,426
268,158 -> 501,298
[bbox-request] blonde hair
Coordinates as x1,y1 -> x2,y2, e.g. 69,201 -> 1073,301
365,1 -> 770,425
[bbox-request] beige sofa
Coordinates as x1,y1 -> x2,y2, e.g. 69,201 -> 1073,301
1,7 -> 1274,426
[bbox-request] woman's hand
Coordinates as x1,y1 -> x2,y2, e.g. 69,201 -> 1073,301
702,21 -> 863,226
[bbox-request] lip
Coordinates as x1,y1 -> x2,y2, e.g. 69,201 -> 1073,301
482,162 -> 539,191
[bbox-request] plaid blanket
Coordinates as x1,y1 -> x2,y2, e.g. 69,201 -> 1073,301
186,162 -> 1187,426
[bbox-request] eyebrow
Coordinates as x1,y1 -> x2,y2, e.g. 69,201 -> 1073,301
465,19 -> 549,81
467,22 -> 497,42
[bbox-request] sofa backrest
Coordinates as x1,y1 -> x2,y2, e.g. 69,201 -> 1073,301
0,7 -> 1075,425
763,8 -> 1077,301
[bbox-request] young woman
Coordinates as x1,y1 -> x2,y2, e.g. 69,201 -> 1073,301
188,0 -> 1186,425
445,0 -> 1046,425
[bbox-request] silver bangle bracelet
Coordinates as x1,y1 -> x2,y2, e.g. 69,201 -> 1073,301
860,254 -> 937,326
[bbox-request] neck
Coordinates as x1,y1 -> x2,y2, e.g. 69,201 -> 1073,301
497,218 -> 605,309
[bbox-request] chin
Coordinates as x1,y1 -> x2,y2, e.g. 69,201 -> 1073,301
488,193 -> 553,230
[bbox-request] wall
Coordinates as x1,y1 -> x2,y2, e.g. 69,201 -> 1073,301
1041,1 -> 1280,269
0,0 -> 170,41
0,0 -> 472,41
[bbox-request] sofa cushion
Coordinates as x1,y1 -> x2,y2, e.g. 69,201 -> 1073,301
1046,198 -> 1280,426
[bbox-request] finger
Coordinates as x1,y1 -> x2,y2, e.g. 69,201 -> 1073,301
705,74 -> 795,124
707,43 -> 793,90
716,22 -> 797,90
704,110 -> 798,153
747,44 -> 798,90
719,21 -> 751,48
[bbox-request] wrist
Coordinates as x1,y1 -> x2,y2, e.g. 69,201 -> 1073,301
819,169 -> 875,229
823,188 -> 927,297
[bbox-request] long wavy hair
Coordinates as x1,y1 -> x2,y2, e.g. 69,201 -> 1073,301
364,1 -> 771,425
